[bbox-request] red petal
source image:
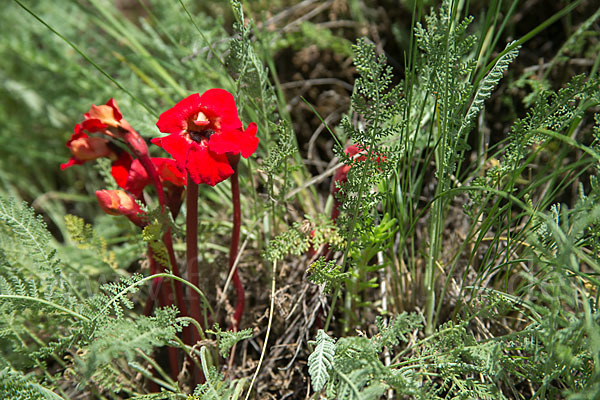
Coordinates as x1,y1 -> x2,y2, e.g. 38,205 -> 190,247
186,143 -> 233,186
123,159 -> 150,198
152,158 -> 187,186
151,134 -> 191,173
240,122 -> 259,158
345,145 -> 361,157
208,123 -> 258,158
81,118 -> 108,133
60,157 -> 83,170
199,89 -> 242,132
156,93 -> 202,135
105,98 -> 123,121
66,128 -> 89,147
84,104 -> 120,128
111,152 -> 133,189
73,123 -> 85,135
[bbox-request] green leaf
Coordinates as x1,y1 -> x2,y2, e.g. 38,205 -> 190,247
308,329 -> 336,392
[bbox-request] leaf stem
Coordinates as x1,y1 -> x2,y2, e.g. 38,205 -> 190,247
0,295 -> 89,321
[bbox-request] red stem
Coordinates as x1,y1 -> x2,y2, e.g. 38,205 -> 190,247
163,232 -> 188,318
137,156 -> 167,206
229,168 -> 244,331
185,178 -> 206,385
148,247 -> 180,380
125,132 -> 192,384
137,153 -> 189,324
186,179 -> 203,341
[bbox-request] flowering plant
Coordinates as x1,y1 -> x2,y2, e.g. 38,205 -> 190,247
60,88 -> 258,385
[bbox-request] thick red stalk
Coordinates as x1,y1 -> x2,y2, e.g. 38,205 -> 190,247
143,277 -> 162,317
229,168 -> 245,331
136,154 -> 167,206
126,133 -> 192,382
134,147 -> 189,322
148,247 -> 180,380
185,178 -> 206,385
186,179 -> 202,341
163,232 -> 187,318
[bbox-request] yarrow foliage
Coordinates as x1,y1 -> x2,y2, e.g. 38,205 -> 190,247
152,89 -> 258,186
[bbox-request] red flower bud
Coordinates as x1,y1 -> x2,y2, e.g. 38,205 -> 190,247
96,190 -> 145,226
79,99 -> 148,159
84,99 -> 122,127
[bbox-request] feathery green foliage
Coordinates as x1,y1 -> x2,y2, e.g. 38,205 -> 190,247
308,313 -> 422,399
206,324 -> 253,358
65,214 -> 117,270
265,216 -> 342,262
414,0 -> 476,183
336,38 -> 402,250
262,120 -> 298,207
0,197 -> 186,395
503,74 -> 596,173
3,0 -> 600,397
460,41 -> 520,138
228,0 -> 277,124
0,196 -> 60,272
142,223 -> 170,270
0,367 -> 64,400
78,306 -> 183,380
307,260 -> 349,293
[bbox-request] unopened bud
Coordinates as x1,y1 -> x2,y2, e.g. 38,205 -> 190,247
96,190 -> 145,226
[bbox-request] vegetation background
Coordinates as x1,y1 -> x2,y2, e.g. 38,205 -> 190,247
1,0 -> 600,399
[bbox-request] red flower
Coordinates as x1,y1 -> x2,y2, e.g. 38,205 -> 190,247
96,189 -> 145,226
61,124 -> 116,170
80,98 -> 132,136
110,153 -> 186,216
152,89 -> 258,186
78,98 -> 150,160
330,144 -> 385,221
111,153 -> 186,198
330,145 -> 385,195
330,145 -> 362,197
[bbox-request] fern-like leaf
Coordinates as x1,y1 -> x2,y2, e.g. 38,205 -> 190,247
307,259 -> 349,293
142,223 -> 170,269
308,329 -> 336,392
0,367 -> 64,400
192,346 -> 246,400
64,214 -> 117,270
0,196 -> 58,272
78,306 -> 183,380
459,41 -> 520,137
207,323 -> 253,358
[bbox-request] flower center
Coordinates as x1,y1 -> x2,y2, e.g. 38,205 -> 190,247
189,129 -> 215,143
186,111 -> 215,143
